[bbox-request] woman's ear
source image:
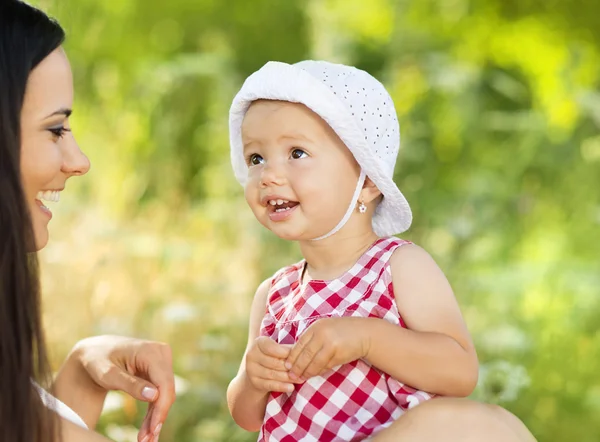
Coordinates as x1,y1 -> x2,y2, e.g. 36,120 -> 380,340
361,177 -> 382,204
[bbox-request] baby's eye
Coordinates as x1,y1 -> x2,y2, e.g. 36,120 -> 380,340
291,149 -> 308,160
247,153 -> 264,166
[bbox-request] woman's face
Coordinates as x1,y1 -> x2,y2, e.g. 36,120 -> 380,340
20,47 -> 90,251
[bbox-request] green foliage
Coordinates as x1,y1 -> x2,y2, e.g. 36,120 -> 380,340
32,0 -> 600,440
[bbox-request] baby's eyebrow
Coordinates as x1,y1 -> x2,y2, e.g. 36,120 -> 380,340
242,132 -> 313,151
243,139 -> 260,151
278,133 -> 313,144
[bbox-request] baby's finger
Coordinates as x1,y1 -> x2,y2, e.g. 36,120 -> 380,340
297,348 -> 333,380
258,353 -> 291,372
287,335 -> 319,380
257,365 -> 301,384
257,336 -> 291,359
257,377 -> 296,393
285,332 -> 312,370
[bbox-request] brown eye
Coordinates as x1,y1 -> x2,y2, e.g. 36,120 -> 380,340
291,149 -> 307,160
248,154 -> 264,166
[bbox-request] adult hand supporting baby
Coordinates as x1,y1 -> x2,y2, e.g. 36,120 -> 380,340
246,336 -> 299,393
285,317 -> 370,381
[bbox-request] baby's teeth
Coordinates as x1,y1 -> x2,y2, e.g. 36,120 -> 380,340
269,200 -> 277,206
276,199 -> 284,205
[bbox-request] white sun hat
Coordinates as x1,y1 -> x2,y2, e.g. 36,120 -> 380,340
229,60 -> 412,237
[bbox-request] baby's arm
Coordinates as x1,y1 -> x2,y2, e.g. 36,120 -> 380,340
227,279 -> 296,431
227,280 -> 271,431
362,243 -> 479,397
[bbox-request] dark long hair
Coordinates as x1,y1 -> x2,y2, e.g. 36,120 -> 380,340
0,1 -> 66,441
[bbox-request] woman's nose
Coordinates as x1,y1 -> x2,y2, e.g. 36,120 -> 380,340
61,134 -> 90,176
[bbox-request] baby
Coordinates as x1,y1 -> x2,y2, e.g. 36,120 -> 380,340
226,60 -> 478,441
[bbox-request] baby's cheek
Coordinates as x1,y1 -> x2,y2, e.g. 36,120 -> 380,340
244,181 -> 258,201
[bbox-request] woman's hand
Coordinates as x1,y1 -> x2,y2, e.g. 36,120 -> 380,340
71,335 -> 176,442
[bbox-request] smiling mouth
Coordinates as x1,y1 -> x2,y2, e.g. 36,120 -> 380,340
35,190 -> 61,216
36,190 -> 61,203
267,199 -> 299,213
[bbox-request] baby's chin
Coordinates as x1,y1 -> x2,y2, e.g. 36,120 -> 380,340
260,220 -> 304,242
264,225 -> 322,243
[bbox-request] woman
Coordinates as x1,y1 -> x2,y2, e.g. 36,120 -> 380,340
0,1 -> 174,441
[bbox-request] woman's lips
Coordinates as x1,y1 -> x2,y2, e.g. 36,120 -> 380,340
35,199 -> 53,219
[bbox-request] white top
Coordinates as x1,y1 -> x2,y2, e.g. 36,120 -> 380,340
33,382 -> 88,429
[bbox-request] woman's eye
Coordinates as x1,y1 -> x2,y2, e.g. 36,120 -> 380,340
248,153 -> 264,166
291,149 -> 307,160
48,126 -> 71,139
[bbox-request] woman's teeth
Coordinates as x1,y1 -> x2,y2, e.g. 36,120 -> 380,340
36,190 -> 60,203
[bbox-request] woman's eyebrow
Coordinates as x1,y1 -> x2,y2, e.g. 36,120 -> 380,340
43,107 -> 72,120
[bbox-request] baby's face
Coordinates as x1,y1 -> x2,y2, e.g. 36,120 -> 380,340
241,100 -> 361,241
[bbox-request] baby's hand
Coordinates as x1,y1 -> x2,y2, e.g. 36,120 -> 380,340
285,317 -> 369,382
245,336 -> 298,393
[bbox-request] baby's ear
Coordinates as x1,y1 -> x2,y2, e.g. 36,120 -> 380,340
361,177 -> 382,204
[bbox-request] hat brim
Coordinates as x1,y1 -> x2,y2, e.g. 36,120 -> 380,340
229,61 -> 412,236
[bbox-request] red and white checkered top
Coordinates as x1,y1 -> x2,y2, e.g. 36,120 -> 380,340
258,237 -> 435,442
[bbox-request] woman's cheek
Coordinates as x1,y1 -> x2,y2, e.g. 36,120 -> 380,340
34,142 -> 64,184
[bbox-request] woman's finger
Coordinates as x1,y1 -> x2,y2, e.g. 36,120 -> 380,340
138,403 -> 154,442
106,366 -> 159,402
145,344 -> 176,437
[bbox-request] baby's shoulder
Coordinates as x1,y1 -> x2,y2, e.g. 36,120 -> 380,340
387,240 -> 446,284
370,236 -> 414,266
268,260 -> 304,288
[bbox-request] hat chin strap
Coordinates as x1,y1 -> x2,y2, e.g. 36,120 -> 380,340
311,170 -> 366,241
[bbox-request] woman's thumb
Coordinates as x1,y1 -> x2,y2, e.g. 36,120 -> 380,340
116,370 -> 158,402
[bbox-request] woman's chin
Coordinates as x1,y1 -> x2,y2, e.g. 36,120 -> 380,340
31,220 -> 50,252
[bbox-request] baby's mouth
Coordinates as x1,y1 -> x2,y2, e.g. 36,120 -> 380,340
267,199 -> 299,213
